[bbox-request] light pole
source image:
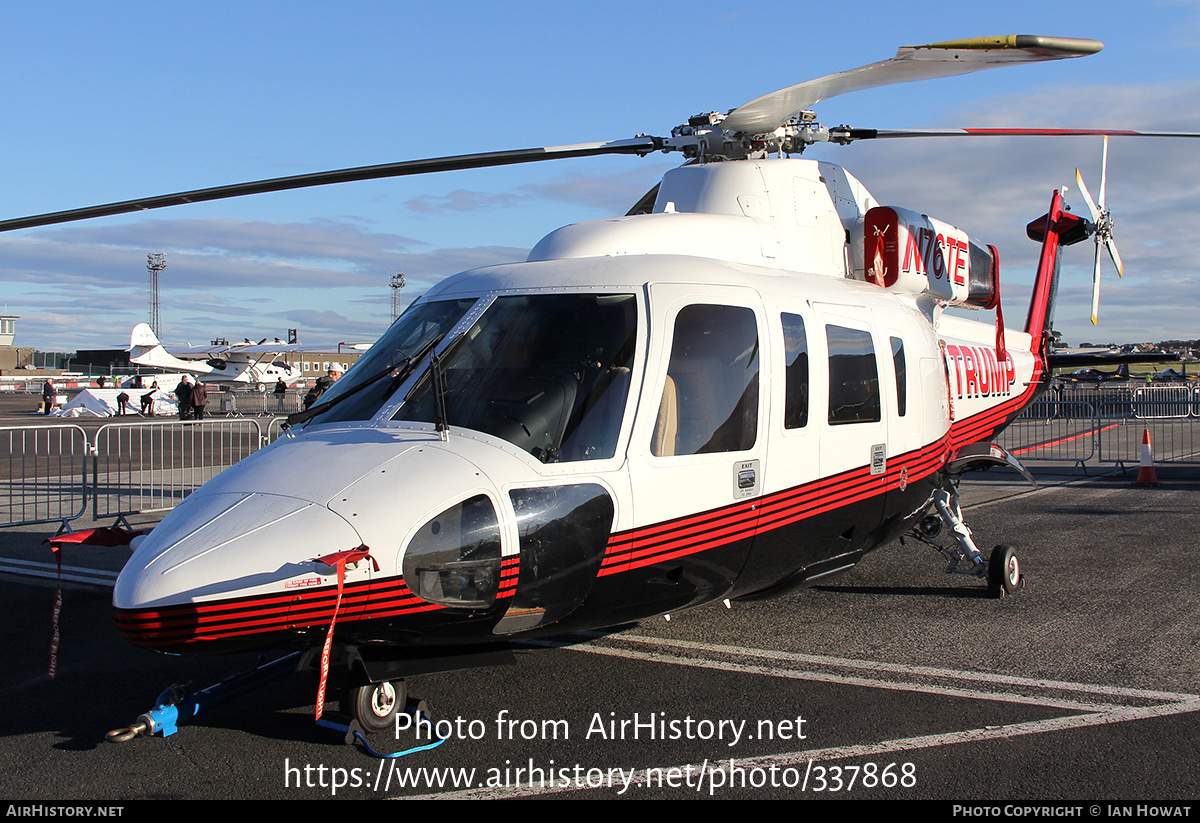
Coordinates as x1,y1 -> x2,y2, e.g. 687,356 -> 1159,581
147,253 -> 167,337
390,272 -> 406,321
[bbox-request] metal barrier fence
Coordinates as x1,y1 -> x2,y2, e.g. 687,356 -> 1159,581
2,419 -> 277,529
224,390 -> 303,416
91,419 -> 266,520
1131,385 -> 1193,419
996,401 -> 1101,466
999,383 -> 1200,466
1,425 -> 90,530
265,417 -> 290,444
1052,383 -> 1200,420
1098,416 -> 1200,466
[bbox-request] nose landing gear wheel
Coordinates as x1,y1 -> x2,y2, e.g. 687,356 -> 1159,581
988,544 -> 1022,598
346,680 -> 406,733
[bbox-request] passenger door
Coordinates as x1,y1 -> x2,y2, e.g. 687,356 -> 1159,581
615,285 -> 768,612
811,303 -> 888,558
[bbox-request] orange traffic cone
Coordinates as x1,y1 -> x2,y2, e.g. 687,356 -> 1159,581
1137,428 -> 1159,485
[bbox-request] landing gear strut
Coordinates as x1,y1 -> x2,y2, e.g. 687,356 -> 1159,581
908,479 -> 1024,597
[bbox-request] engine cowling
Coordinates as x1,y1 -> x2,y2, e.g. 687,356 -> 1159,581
863,206 -> 999,309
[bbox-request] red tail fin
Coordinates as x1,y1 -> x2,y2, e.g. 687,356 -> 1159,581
1024,190 -> 1091,358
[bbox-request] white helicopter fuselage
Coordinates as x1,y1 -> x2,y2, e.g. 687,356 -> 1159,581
112,159 -> 1045,661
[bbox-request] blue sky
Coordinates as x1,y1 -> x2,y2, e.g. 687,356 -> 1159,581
2,0 -> 1198,351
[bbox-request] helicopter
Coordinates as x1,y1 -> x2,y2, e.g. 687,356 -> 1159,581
8,35 -> 1198,734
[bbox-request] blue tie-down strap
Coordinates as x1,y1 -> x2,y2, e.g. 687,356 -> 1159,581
316,699 -> 447,759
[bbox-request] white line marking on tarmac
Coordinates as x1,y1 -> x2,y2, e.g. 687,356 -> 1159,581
408,634 -> 1200,799
0,558 -> 118,586
596,634 -> 1197,702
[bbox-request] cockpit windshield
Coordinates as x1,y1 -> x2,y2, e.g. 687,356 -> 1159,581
300,298 -> 475,426
394,293 -> 638,462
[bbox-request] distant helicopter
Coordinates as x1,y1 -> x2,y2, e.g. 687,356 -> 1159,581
7,35 -> 1199,733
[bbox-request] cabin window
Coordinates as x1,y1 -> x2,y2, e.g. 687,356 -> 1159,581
891,336 -> 907,417
827,325 -> 880,425
653,304 -> 759,456
782,313 -> 809,429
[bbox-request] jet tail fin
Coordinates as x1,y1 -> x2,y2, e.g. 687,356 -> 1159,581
129,323 -> 161,351
128,323 -> 182,369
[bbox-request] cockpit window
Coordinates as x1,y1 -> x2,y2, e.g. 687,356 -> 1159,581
393,293 -> 638,462
301,298 -> 475,425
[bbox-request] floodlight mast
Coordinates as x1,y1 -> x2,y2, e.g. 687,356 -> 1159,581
146,253 -> 167,337
390,272 -> 406,321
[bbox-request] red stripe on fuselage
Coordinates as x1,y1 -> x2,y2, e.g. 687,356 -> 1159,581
115,575 -> 442,648
600,437 -> 950,576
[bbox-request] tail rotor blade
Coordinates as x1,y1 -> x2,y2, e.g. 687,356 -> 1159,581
1106,235 -> 1124,277
1075,168 -> 1102,223
1078,135 -> 1122,325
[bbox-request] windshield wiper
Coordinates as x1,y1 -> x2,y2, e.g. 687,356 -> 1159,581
431,351 -> 450,439
283,333 -> 445,429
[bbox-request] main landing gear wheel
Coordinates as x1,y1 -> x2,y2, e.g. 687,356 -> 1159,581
346,680 -> 406,733
988,544 -> 1023,598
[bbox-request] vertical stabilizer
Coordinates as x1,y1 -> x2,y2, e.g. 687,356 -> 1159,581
129,323 -> 164,361
1023,190 -> 1091,359
127,323 -> 201,373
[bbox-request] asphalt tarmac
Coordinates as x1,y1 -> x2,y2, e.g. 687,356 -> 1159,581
0,409 -> 1197,802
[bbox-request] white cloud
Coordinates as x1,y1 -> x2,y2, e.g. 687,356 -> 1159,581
0,214 -> 530,349
402,163 -> 674,215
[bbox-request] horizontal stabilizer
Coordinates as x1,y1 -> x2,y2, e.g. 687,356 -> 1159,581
1048,351 -> 1179,369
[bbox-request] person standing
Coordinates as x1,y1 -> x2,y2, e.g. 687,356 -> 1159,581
190,380 -> 208,420
42,378 -> 55,415
273,377 -> 288,412
304,366 -> 342,410
175,376 -> 194,419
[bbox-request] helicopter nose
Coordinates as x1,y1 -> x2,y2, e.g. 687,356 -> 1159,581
112,491 -> 364,649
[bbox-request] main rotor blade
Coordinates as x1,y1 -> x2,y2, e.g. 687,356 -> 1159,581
720,35 -> 1102,135
0,138 -> 659,233
838,127 -> 1200,140
1091,242 -> 1102,326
